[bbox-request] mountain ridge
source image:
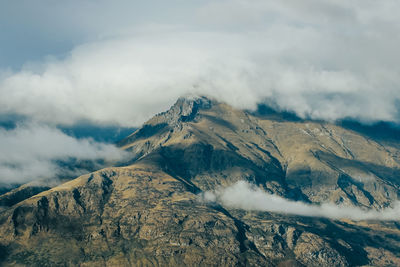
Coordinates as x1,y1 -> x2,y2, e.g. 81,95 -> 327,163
0,96 -> 400,266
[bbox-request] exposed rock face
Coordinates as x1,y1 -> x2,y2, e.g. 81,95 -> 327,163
1,96 -> 400,266
162,96 -> 212,126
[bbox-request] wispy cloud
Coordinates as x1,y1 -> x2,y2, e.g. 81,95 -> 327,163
0,123 -> 128,184
199,181 -> 400,221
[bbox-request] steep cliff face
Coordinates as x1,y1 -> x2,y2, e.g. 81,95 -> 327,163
0,96 -> 400,266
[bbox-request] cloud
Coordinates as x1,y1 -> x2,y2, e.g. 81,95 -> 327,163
0,123 -> 128,184
199,181 -> 400,221
0,0 -> 400,126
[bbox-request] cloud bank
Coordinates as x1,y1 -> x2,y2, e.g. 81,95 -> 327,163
199,181 -> 400,221
1,0 -> 400,126
0,123 -> 128,184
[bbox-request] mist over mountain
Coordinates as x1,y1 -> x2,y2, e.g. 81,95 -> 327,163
0,123 -> 130,188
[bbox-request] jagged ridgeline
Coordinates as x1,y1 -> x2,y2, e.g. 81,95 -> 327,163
0,96 -> 399,266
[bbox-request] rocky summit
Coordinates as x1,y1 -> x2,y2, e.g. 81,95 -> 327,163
0,96 -> 400,266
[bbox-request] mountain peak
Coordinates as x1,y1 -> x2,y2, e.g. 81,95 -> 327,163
161,95 -> 212,126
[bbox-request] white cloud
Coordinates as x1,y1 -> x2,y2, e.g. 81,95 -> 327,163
199,181 -> 400,221
0,0 -> 400,126
0,123 -> 128,184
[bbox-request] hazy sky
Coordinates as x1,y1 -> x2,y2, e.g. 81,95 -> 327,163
0,0 -> 399,126
0,0 -> 212,69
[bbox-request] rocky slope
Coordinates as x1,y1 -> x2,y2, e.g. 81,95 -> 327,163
0,96 -> 399,266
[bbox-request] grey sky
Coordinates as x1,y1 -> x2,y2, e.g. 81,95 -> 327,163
0,0 -> 204,69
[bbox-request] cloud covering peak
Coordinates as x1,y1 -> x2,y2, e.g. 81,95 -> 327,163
1,0 -> 400,126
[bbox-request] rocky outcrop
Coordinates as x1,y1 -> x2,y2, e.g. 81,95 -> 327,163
161,96 -> 212,126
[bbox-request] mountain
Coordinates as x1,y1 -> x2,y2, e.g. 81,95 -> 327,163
0,96 -> 399,266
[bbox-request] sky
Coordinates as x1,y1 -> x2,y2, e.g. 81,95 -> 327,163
0,0 -> 400,184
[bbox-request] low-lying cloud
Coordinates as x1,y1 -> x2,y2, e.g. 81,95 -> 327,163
0,123 -> 128,184
199,181 -> 400,221
1,1 -> 400,126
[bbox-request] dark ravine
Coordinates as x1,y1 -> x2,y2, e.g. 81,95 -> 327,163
0,96 -> 400,266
